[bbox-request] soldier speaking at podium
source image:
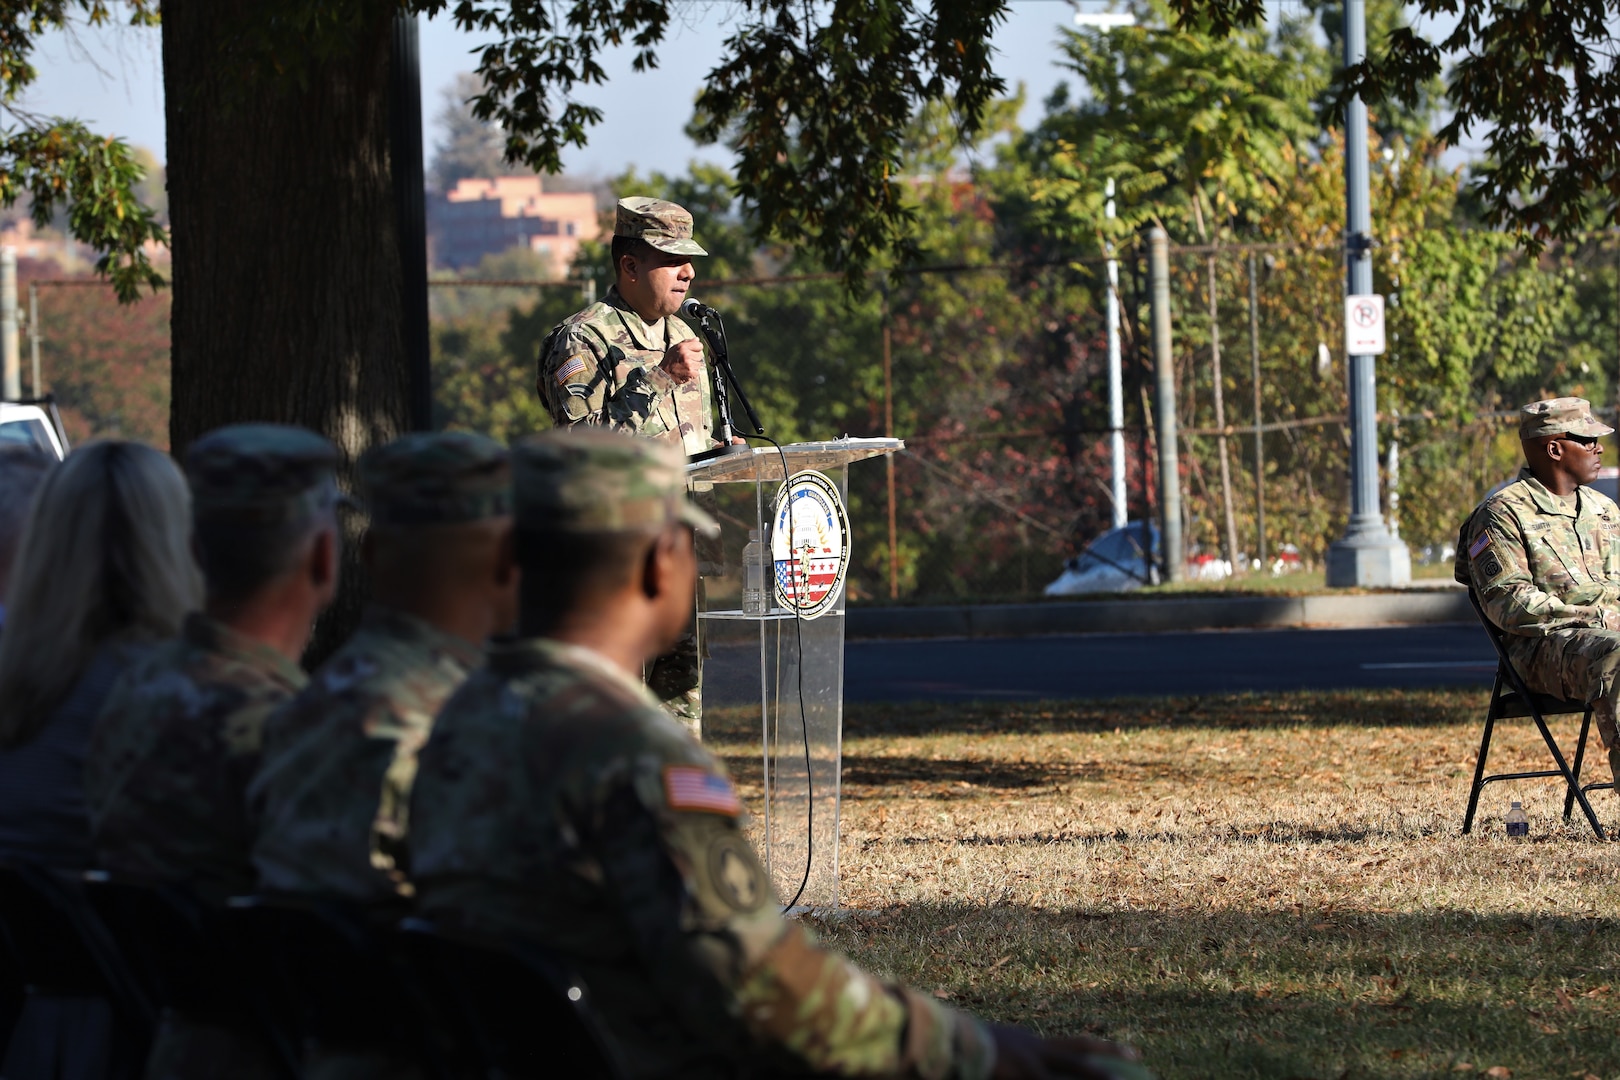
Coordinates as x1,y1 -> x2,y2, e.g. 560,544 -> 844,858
536,196 -> 725,740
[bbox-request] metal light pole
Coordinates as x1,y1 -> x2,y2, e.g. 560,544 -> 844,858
1105,179 -> 1126,528
1324,0 -> 1410,587
1,248 -> 18,401
1075,6 -> 1136,530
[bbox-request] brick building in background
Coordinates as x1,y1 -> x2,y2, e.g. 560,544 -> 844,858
430,177 -> 600,276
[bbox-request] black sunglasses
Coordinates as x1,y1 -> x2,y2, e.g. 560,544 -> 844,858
1559,434 -> 1603,449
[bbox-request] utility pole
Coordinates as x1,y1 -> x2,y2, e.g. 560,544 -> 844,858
1206,252 -> 1239,573
1247,253 -> 1265,571
883,294 -> 898,600
1149,227 -> 1183,582
1325,0 -> 1410,587
1106,179 -> 1126,529
28,280 -> 40,397
1,248 -> 18,401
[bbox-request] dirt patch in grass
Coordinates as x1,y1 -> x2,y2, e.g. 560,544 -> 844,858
708,688 -> 1620,1079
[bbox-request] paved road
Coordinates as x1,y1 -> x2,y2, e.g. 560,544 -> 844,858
830,622 -> 1496,702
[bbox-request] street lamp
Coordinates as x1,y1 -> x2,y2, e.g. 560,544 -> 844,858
1074,5 -> 1135,529
1324,0 -> 1410,586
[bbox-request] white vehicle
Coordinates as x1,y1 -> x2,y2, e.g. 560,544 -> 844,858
0,401 -> 67,460
1043,522 -> 1160,596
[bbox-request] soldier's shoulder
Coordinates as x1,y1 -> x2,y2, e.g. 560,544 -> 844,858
1480,479 -> 1538,522
1583,486 -> 1620,520
557,301 -> 618,340
317,621 -> 471,705
101,637 -> 209,709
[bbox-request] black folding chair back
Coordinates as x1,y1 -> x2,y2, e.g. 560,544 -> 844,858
225,895 -> 453,1077
0,864 -> 154,1018
1464,590 -> 1608,838
80,870 -> 294,1077
395,917 -> 625,1080
0,864 -> 155,1069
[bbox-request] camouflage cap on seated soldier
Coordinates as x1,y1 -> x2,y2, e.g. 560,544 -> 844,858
360,431 -> 511,527
185,423 -> 341,525
1520,397 -> 1615,441
616,196 -> 707,258
513,428 -> 718,537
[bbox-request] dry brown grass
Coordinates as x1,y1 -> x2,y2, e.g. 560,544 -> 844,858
710,690 -> 1620,1079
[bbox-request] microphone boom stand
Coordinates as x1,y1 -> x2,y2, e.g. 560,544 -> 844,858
689,305 -> 764,463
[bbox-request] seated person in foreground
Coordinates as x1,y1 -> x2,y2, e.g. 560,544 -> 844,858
86,425 -> 341,1080
1457,397 -> 1620,786
409,428 -> 1149,1080
251,430 -> 517,907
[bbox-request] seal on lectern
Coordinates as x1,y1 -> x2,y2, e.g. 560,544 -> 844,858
770,470 -> 850,619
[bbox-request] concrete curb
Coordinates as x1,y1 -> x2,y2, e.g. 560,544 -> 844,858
845,588 -> 1472,640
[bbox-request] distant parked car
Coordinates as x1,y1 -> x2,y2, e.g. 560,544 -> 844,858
1594,466 -> 1619,503
0,401 -> 66,460
1044,521 -> 1160,596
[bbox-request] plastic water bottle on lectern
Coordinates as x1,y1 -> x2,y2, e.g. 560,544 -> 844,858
1505,801 -> 1529,838
742,529 -> 768,616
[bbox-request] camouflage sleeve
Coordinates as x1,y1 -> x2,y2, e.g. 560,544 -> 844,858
604,749 -> 995,1080
540,326 -> 678,435
1469,504 -> 1608,636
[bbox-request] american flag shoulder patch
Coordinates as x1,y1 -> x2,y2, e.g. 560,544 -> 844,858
663,766 -> 741,816
1469,531 -> 1493,559
554,356 -> 589,385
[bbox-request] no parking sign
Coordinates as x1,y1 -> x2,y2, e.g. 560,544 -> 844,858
1344,294 -> 1386,356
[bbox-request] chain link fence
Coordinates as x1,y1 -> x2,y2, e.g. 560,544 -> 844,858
24,232 -> 1620,605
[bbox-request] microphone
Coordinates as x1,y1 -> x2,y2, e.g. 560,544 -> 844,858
680,297 -> 716,321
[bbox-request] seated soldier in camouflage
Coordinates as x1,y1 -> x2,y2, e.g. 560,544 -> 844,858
250,431 -> 517,908
87,423 -> 342,1080
410,429 -> 1149,1080
1458,397 -> 1620,788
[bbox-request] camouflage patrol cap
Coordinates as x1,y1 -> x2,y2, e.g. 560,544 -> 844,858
615,197 -> 707,258
1520,397 -> 1614,440
360,431 -> 511,527
185,423 -> 340,524
513,428 -> 718,537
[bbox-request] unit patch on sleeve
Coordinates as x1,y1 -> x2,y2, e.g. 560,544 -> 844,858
663,766 -> 741,816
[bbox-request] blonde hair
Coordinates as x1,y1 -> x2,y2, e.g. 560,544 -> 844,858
0,440 -> 203,748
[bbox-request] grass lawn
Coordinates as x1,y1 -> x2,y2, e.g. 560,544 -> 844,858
709,690 -> 1620,1080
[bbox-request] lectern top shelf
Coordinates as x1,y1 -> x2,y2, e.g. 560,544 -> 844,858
685,437 -> 904,483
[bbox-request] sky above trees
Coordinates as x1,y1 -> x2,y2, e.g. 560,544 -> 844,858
24,2 -> 1081,177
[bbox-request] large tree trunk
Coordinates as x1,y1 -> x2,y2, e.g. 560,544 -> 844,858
163,2 -> 410,660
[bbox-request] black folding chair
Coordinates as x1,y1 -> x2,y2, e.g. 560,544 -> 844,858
1464,589 -> 1607,838
224,894 -> 456,1079
394,917 -> 625,1080
0,864 -> 154,1072
81,870 -> 297,1078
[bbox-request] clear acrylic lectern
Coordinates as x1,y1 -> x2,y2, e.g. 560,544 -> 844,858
688,438 -> 902,911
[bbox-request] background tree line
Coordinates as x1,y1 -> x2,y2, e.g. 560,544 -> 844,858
23,0 -> 1620,602
422,1 -> 1618,600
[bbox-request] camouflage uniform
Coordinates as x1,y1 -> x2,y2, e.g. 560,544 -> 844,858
411,430 -> 996,1080
1457,398 -> 1620,774
250,431 -> 509,906
536,196 -> 715,739
85,423 -> 338,1080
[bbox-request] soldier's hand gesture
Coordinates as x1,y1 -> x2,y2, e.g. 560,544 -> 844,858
990,1024 -> 1152,1080
660,338 -> 704,384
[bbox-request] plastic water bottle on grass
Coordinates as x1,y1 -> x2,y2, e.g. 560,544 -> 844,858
1506,801 -> 1529,838
742,529 -> 768,616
